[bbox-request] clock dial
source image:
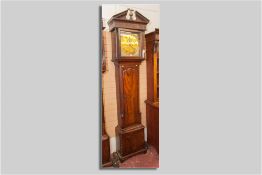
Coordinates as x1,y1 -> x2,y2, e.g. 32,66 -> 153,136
120,31 -> 140,57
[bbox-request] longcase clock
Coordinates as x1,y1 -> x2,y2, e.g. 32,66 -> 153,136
108,9 -> 149,161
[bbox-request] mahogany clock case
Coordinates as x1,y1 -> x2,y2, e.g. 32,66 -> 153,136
101,6 -> 159,168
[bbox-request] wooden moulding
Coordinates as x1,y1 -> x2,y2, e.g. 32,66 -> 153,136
108,10 -> 149,32
145,99 -> 159,108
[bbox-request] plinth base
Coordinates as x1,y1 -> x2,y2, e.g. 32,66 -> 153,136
115,124 -> 147,162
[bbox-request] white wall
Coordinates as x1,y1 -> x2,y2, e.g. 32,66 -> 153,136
102,4 -> 160,33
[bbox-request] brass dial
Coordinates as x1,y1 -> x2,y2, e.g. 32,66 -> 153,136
120,31 -> 140,56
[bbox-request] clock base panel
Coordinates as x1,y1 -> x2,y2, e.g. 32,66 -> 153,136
115,124 -> 147,162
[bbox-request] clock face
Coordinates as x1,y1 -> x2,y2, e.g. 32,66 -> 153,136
120,31 -> 140,57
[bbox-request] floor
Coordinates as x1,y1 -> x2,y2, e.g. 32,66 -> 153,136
119,146 -> 159,168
